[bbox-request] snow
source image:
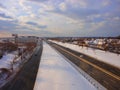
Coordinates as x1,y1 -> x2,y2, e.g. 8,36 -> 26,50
34,42 -> 97,90
50,40 -> 120,68
0,54 -> 15,69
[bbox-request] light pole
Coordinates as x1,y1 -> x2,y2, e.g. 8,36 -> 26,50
11,34 -> 18,71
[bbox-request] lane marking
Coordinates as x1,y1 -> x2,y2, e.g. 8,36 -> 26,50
53,44 -> 120,81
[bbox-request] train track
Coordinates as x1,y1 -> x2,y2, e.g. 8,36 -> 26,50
48,41 -> 120,90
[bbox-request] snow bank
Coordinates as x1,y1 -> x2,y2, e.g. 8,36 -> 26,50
34,42 -> 97,90
0,54 -> 15,69
50,40 -> 120,68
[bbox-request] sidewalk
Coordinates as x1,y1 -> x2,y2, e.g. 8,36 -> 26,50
34,42 -> 97,90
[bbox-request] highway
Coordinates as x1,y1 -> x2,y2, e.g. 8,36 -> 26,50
1,42 -> 43,90
34,41 -> 98,90
48,41 -> 120,90
1,40 -> 120,90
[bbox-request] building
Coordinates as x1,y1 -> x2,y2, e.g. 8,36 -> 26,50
0,38 -> 14,43
16,36 -> 39,43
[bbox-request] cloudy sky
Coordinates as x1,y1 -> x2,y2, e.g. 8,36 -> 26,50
0,0 -> 120,37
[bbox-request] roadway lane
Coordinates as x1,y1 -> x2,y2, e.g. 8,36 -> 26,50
48,41 -> 120,90
1,42 -> 43,90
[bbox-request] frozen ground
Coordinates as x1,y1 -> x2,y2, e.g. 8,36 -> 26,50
34,42 -> 97,90
0,50 -> 33,71
50,40 -> 120,68
0,53 -> 16,69
0,47 -> 37,87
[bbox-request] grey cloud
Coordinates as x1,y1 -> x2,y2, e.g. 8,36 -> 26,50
0,0 -> 120,37
28,0 -> 49,2
38,25 -> 47,29
0,20 -> 18,31
68,8 -> 99,19
26,21 -> 38,26
26,21 -> 47,29
53,6 -> 99,21
0,3 -> 5,8
15,28 -> 54,37
89,22 -> 120,37
28,0 -> 103,20
0,13 -> 12,19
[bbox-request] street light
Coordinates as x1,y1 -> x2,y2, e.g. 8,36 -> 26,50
11,34 -> 18,71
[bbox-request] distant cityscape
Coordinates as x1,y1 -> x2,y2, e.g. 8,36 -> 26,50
0,35 -> 120,57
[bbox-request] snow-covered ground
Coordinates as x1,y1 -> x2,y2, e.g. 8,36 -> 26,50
0,47 -> 37,87
50,40 -> 120,68
0,53 -> 16,69
34,42 -> 97,90
0,50 -> 33,71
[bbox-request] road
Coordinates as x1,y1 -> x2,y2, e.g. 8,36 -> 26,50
34,41 -> 98,90
1,42 -> 43,90
48,41 -> 120,90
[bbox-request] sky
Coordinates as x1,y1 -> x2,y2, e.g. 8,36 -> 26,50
0,0 -> 120,37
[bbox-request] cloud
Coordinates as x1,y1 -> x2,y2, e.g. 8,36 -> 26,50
26,21 -> 47,29
0,13 -> 12,19
0,20 -> 17,29
26,21 -> 38,25
90,24 -> 120,37
59,2 -> 67,11
0,3 -> 5,9
38,25 -> 47,29
66,0 -> 87,8
28,0 -> 49,2
54,7 -> 99,21
0,0 -> 120,37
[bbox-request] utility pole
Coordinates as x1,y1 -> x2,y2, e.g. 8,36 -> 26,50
11,34 -> 18,70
